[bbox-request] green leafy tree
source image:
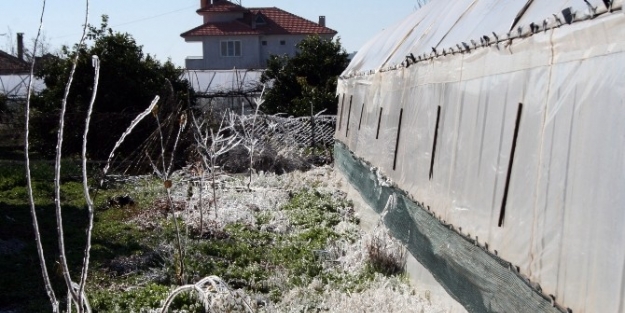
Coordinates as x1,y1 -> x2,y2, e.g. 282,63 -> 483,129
32,16 -> 192,159
261,35 -> 348,116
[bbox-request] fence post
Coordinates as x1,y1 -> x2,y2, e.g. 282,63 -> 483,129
310,102 -> 315,148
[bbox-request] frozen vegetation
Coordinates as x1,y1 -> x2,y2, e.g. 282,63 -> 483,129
114,165 -> 444,313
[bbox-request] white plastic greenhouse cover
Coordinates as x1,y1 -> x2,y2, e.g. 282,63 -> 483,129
0,74 -> 45,98
182,69 -> 264,95
336,0 -> 625,312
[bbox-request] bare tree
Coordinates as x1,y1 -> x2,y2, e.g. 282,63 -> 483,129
236,85 -> 265,190
76,54 -> 100,313
192,110 -> 241,228
23,0 -> 166,310
150,104 -> 189,284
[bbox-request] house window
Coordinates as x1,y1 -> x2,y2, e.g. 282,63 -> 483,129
261,40 -> 267,46
220,40 -> 242,57
280,40 -> 286,45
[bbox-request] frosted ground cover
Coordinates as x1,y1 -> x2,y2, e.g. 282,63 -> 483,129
125,165 -> 444,313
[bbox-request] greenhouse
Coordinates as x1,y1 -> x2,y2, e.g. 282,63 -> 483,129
335,1 -> 625,312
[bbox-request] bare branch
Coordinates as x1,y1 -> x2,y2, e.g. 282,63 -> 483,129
102,96 -> 160,178
154,108 -> 168,179
246,85 -> 265,189
160,275 -> 254,313
165,113 -> 187,177
53,0 -> 91,305
23,0 -> 59,311
192,110 -> 241,219
77,54 -> 100,308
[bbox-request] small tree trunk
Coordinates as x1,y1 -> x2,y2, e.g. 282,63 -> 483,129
199,174 -> 204,236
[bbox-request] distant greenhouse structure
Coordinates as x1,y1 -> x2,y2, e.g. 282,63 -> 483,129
0,74 -> 45,100
0,74 -> 45,131
183,69 -> 264,115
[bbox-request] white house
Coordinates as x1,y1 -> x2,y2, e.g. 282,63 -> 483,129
181,0 -> 337,70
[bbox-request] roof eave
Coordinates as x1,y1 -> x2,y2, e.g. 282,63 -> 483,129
182,35 -> 205,42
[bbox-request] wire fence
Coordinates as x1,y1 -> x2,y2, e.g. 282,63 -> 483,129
0,105 -> 338,175
237,114 -> 336,149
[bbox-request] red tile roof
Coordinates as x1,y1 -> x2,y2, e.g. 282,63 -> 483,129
0,50 -> 29,75
181,7 -> 337,38
196,0 -> 247,13
184,21 -> 262,36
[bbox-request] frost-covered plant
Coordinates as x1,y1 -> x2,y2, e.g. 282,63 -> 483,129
24,0 -> 176,310
143,103 -> 190,284
159,275 -> 254,313
231,85 -> 265,190
274,274 -> 437,313
192,110 -> 241,228
364,227 -> 407,276
24,1 -> 58,310
24,0 -> 98,311
130,165 -> 443,313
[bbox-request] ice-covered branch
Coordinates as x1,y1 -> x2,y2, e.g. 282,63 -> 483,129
77,54 -> 100,309
102,95 -> 160,178
53,0 -> 91,308
24,0 -> 59,311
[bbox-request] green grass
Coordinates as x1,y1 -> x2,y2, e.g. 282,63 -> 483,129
0,160 -> 89,311
1,160 -> 377,312
0,160 -> 161,312
183,191 -> 360,299
88,189 -> 367,312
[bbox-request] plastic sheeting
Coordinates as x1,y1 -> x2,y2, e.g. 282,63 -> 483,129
182,69 -> 264,95
336,1 -> 625,312
1,70 -> 262,98
344,0 -> 615,76
0,74 -> 45,98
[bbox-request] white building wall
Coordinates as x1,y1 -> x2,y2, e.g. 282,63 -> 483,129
188,33 -> 336,70
258,34 -> 335,67
200,35 -> 261,70
259,34 -> 306,67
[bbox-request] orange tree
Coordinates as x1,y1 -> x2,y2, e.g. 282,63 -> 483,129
32,16 -> 192,159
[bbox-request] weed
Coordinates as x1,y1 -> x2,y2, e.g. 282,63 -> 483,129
364,228 -> 407,277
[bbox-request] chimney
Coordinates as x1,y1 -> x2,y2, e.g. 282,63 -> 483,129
17,33 -> 24,61
318,16 -> 326,27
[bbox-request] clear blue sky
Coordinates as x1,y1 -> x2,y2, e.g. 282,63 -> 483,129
0,0 -> 423,67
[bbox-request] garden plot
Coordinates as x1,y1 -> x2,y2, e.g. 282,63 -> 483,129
114,165 -> 445,313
